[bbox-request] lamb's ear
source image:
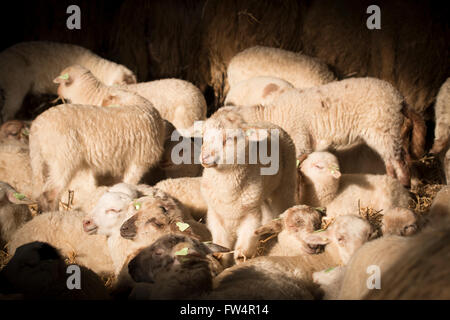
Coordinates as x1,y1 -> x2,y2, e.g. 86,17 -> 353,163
6,190 -> 34,205
284,209 -> 306,233
101,94 -> 119,107
254,218 -> 283,236
53,73 -> 72,85
303,230 -> 332,246
296,154 -> 309,169
203,242 -> 231,254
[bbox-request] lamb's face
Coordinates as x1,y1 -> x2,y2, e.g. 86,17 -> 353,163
0,120 -> 29,143
83,191 -> 133,236
119,196 -> 193,242
382,208 -> 418,236
304,215 -> 372,264
53,65 -> 92,103
127,234 -> 229,298
300,152 -> 341,184
282,205 -> 323,254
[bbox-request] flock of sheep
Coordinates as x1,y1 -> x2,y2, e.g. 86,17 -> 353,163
0,41 -> 449,300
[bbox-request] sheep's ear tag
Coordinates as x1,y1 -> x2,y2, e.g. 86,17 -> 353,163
59,73 -> 69,80
324,267 -> 335,273
296,159 -> 300,167
313,228 -> 326,233
175,247 -> 189,256
176,222 -> 190,232
21,128 -> 30,136
134,202 -> 141,210
314,207 -> 326,215
13,193 -> 26,200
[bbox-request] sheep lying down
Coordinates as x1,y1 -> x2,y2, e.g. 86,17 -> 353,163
0,41 -> 136,122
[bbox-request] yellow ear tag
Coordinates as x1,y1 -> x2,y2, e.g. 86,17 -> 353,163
176,222 -> 190,232
324,267 -> 335,273
13,193 -> 26,200
134,202 -> 141,210
175,247 -> 189,256
59,73 -> 69,80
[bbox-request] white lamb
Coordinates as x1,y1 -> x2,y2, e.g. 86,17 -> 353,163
200,110 -> 297,265
229,77 -> 427,186
29,76 -> 165,210
0,41 -> 136,122
298,151 -> 417,236
0,182 -> 33,247
227,46 -> 336,90
117,79 -> 207,131
224,76 -> 294,107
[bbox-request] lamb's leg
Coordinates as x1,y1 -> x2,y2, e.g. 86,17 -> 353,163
123,162 -> 150,185
207,209 -> 235,267
364,133 -> 410,187
42,162 -> 76,211
234,210 -> 261,264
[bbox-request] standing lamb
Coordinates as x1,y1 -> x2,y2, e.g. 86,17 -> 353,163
228,77 -> 426,186
0,41 -> 136,122
224,76 -> 294,107
200,110 -> 297,265
227,46 -> 336,90
29,84 -> 165,210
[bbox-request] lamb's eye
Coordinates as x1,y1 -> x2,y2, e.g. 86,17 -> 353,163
314,164 -> 324,170
105,209 -> 119,214
160,206 -> 168,214
338,236 -> 345,242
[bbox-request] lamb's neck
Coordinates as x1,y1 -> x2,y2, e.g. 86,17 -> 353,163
302,178 -> 339,207
79,73 -> 108,105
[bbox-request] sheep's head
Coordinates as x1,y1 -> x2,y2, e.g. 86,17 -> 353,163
300,151 -> 341,182
303,215 -> 373,264
0,242 -> 65,296
83,190 -> 134,236
382,207 -> 418,236
200,108 -> 275,170
127,234 -> 229,299
120,195 -> 194,242
53,65 -> 94,103
0,120 -> 30,143
255,205 -> 323,254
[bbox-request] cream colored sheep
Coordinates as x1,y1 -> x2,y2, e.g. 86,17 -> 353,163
7,210 -> 113,276
334,222 -> 450,300
0,242 -> 110,299
230,77 -> 427,186
200,110 -> 297,265
431,78 -> 450,154
29,83 -> 165,210
254,205 -> 323,256
155,177 -> 207,221
227,46 -> 335,90
224,76 -> 294,107
0,41 -> 136,122
117,79 -> 207,131
0,182 -> 33,247
298,151 -> 417,236
206,215 -> 373,299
